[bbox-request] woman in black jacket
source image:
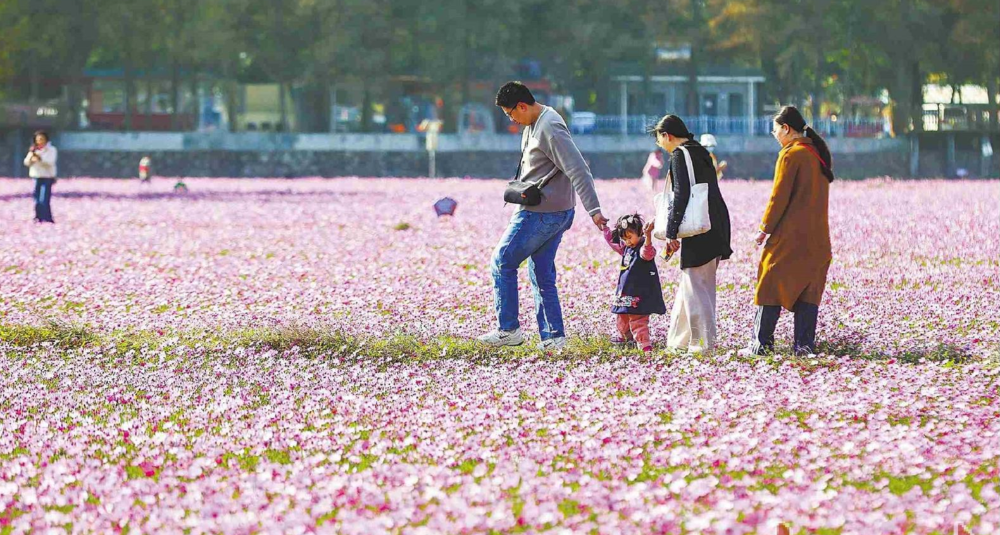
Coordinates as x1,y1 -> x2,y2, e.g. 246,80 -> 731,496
653,115 -> 733,352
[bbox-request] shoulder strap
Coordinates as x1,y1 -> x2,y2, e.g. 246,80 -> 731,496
798,142 -> 829,170
677,145 -> 697,187
512,131 -> 527,181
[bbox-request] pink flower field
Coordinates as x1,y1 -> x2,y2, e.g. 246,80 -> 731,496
1,177 -> 998,534
1,178 -> 997,357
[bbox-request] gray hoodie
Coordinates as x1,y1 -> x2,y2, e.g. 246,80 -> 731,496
516,106 -> 602,215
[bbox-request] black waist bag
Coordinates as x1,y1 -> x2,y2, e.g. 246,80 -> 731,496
503,141 -> 554,206
503,180 -> 543,205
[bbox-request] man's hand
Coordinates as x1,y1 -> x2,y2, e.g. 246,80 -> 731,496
665,239 -> 680,255
755,231 -> 767,247
642,221 -> 654,238
592,212 -> 609,230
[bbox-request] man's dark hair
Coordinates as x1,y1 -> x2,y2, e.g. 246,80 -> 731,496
33,130 -> 50,142
495,81 -> 535,109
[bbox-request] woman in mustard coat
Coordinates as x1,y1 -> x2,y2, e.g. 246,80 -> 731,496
749,106 -> 834,356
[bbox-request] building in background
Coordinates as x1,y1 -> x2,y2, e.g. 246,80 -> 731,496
922,84 -> 999,132
81,68 -> 200,131
237,84 -> 296,132
606,65 -> 766,136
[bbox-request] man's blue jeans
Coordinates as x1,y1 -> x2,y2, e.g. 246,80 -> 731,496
490,208 -> 574,341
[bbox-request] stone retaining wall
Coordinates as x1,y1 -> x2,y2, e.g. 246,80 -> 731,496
2,131 -> 995,179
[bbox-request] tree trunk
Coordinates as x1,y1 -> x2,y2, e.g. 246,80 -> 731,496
66,79 -> 82,130
987,75 -> 999,132
640,58 -> 652,116
686,0 -> 702,117
910,61 -> 923,133
686,60 -> 699,117
889,96 -> 907,136
224,80 -> 239,133
811,52 -> 823,124
146,76 -> 155,130
124,61 -> 135,132
789,56 -> 802,108
460,0 -> 472,122
317,80 -> 331,133
279,82 -> 288,132
170,0 -> 187,131
171,61 -> 181,130
360,84 -> 372,133
441,85 -> 459,135
28,55 -> 41,102
589,65 -> 603,115
890,62 -> 911,135
305,79 -> 330,132
274,3 -> 288,133
189,74 -> 199,131
62,0 -> 94,132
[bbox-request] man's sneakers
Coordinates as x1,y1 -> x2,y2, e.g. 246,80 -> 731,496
477,328 -> 524,347
537,336 -> 568,351
477,329 -> 569,351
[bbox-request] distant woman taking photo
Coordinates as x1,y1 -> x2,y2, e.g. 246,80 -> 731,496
23,130 -> 58,223
748,106 -> 834,356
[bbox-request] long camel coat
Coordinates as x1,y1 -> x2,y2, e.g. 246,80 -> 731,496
755,137 -> 832,311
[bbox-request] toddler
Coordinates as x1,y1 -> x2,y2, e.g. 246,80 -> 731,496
603,213 -> 667,352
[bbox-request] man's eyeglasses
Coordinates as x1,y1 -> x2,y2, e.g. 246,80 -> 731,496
503,106 -> 517,121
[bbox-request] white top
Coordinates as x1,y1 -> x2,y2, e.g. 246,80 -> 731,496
24,143 -> 58,178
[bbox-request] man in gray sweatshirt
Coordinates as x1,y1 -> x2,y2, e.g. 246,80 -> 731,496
478,82 -> 608,350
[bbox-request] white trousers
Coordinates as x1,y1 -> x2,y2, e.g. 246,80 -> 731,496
667,257 -> 719,352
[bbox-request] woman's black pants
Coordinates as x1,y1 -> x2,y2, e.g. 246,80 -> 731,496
751,301 -> 819,355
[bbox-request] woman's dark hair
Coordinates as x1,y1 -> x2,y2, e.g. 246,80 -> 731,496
774,106 -> 834,182
649,114 -> 694,139
33,130 -> 50,143
611,212 -> 645,245
495,81 -> 536,109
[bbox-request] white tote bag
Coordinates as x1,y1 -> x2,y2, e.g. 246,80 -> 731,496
653,145 -> 712,240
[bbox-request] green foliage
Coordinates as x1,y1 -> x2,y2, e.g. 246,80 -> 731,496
0,0 -> 994,130
0,321 -> 990,367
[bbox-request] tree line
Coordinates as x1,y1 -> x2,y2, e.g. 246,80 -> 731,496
1,0 -> 996,133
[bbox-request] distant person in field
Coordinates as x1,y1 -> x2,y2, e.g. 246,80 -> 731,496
23,130 -> 58,223
699,134 -> 727,179
603,213 -> 666,353
747,105 -> 834,356
139,155 -> 153,183
640,148 -> 664,191
478,81 -> 609,351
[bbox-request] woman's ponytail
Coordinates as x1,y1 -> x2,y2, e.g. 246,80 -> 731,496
803,126 -> 835,183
